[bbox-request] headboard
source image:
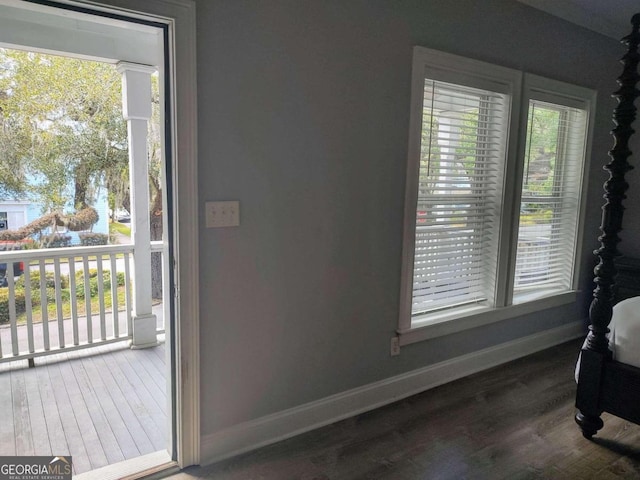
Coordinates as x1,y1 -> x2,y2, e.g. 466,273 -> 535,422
614,256 -> 640,301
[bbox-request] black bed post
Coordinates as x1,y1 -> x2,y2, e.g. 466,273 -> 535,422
575,14 -> 640,439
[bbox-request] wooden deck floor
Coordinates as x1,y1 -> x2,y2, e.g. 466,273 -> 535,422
0,339 -> 167,476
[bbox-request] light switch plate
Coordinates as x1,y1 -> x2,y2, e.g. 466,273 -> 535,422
390,336 -> 400,356
205,201 -> 240,228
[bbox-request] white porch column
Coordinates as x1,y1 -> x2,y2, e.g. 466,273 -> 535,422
117,61 -> 158,348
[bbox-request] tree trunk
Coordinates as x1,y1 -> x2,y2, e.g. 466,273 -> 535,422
74,164 -> 89,210
122,190 -> 131,215
150,184 -> 163,299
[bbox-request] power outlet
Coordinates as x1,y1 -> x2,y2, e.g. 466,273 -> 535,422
205,201 -> 240,228
390,336 -> 400,356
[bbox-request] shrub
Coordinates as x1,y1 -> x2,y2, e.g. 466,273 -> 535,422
0,288 -> 26,324
16,270 -> 69,290
75,268 -> 98,283
41,234 -> 72,248
45,286 -> 70,302
0,241 -> 27,252
78,233 -> 110,246
75,269 -> 125,298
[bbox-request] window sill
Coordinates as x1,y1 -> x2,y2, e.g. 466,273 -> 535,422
397,291 -> 578,346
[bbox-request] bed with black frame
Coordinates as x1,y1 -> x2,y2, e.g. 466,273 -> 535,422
575,13 -> 640,439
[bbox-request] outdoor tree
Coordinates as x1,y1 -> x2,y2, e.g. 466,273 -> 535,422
0,48 -> 164,296
149,74 -> 163,299
0,48 -> 129,211
0,102 -> 28,197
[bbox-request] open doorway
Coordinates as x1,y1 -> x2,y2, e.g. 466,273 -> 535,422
0,0 -> 199,476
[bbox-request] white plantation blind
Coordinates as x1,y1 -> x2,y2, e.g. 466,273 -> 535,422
401,49 -> 595,337
513,100 -> 587,297
411,79 -> 508,316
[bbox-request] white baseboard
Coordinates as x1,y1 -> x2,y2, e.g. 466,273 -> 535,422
200,320 -> 584,466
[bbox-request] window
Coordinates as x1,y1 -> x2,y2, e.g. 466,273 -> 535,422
513,96 -> 588,302
411,80 -> 507,316
399,48 -> 594,340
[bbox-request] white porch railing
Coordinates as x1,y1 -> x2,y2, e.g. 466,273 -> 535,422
0,243 -> 164,364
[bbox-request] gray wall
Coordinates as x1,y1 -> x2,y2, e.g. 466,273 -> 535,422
196,0 -> 624,435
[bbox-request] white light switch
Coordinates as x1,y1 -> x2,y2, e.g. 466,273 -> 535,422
205,201 -> 240,228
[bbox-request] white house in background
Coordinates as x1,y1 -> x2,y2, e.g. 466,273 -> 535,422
0,201 -> 30,232
0,186 -> 110,245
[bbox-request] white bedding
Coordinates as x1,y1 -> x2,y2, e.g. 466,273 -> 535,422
609,296 -> 640,369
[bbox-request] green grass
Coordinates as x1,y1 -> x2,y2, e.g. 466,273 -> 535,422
15,286 -> 128,325
110,221 -> 131,237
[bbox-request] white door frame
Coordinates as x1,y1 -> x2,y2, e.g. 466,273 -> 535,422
0,0 -> 199,467
67,0 -> 201,467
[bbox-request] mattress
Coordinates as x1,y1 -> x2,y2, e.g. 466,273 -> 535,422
575,296 -> 640,382
609,296 -> 640,369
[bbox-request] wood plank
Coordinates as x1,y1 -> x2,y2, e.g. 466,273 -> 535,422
143,343 -> 166,382
122,348 -> 166,413
7,268 -> 19,356
68,257 -> 79,345
65,348 -> 125,465
92,350 -> 157,455
0,341 -> 167,476
153,341 -> 166,363
38,260 -> 49,350
34,360 -> 69,456
22,362 -> 51,456
170,340 -> 640,480
110,255 -> 120,338
103,344 -> 167,451
96,258 -> 106,341
79,352 -> 140,459
136,346 -> 167,394
56,350 -> 109,472
24,265 -> 35,353
82,256 -> 92,343
0,362 -> 16,456
10,368 -> 34,456
54,258 -> 65,348
45,360 -> 92,474
121,346 -> 167,444
124,253 -> 132,334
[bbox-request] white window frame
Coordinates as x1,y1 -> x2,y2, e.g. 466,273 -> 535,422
398,47 -> 595,345
509,74 -> 595,306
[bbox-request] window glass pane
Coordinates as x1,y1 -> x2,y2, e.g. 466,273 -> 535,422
411,80 -> 508,317
513,100 -> 587,300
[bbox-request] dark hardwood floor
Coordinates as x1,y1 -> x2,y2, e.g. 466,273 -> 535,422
171,339 -> 640,479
